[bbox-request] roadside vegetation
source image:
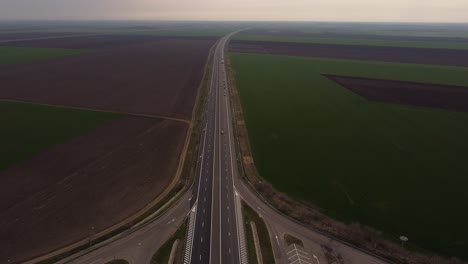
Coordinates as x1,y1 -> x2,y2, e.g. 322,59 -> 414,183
230,52 -> 468,262
0,100 -> 120,171
283,233 -> 303,247
242,202 -> 275,264
0,46 -> 87,64
105,260 -> 129,264
150,222 -> 187,264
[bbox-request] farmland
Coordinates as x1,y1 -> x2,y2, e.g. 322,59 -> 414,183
229,40 -> 468,67
234,34 -> 468,50
0,46 -> 87,64
0,100 -> 120,170
233,23 -> 468,50
229,52 -> 468,259
0,26 -> 216,262
0,35 -> 215,119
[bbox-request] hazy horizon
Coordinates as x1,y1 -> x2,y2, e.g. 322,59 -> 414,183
1,0 -> 468,23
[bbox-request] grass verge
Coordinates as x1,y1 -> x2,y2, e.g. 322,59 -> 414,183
283,234 -> 303,247
105,260 -> 129,264
150,221 -> 187,264
242,202 -> 275,264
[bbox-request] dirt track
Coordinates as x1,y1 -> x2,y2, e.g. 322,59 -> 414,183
325,74 -> 468,112
229,40 -> 468,67
1,35 -> 216,120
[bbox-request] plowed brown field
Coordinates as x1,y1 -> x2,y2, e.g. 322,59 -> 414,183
1,35 -> 216,119
0,117 -> 187,262
229,40 -> 468,67
325,74 -> 468,112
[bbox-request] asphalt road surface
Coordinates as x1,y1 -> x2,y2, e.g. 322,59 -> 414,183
188,32 -> 246,264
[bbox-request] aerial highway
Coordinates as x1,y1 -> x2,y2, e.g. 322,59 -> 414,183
42,31 -> 391,264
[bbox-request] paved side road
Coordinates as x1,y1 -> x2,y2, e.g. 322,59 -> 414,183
236,181 -> 390,264
58,191 -> 192,264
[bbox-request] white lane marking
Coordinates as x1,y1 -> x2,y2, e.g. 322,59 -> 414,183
210,44 -> 221,264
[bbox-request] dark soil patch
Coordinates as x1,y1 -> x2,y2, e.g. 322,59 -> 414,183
243,28 -> 468,43
324,74 -> 468,112
229,40 -> 468,67
0,36 -> 216,120
0,116 -> 188,262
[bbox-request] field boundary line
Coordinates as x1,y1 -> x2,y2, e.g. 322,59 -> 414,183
0,99 -> 190,124
0,33 -> 103,43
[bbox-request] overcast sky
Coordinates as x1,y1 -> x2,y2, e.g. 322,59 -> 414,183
1,0 -> 468,22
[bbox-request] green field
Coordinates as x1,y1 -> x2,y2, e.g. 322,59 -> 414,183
230,53 -> 468,259
234,34 -> 468,50
0,46 -> 87,64
0,24 -> 242,37
0,100 -> 120,171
